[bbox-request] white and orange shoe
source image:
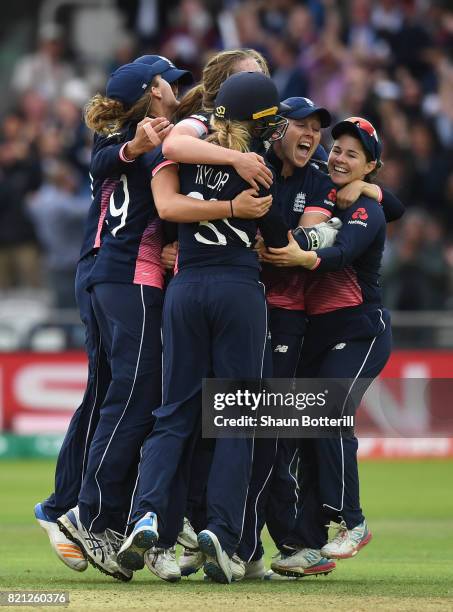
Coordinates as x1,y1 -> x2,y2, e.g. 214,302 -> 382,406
34,503 -> 87,572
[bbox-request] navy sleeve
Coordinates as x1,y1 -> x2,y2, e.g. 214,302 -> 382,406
256,173 -> 289,248
303,170 -> 336,218
90,132 -> 128,179
381,188 -> 405,222
314,199 -> 384,272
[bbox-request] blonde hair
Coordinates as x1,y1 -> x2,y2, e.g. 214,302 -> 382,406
207,116 -> 254,153
174,48 -> 269,121
84,78 -> 158,135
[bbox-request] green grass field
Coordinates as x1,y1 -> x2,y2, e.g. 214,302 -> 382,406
1,459 -> 453,611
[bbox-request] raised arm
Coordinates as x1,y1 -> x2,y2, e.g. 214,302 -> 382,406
335,180 -> 405,222
263,200 -> 383,270
151,163 -> 273,223
162,121 -> 273,190
91,118 -> 171,179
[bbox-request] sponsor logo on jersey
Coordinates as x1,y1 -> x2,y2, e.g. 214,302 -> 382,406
293,192 -> 306,212
349,207 -> 368,227
332,342 -> 346,350
348,219 -> 368,227
274,345 -> 289,353
352,207 -> 368,220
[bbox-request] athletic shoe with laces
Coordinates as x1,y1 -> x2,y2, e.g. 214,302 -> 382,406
34,503 -> 87,572
230,554 -> 246,581
198,530 -> 232,584
179,548 -> 206,577
244,557 -> 265,579
321,519 -> 372,559
271,547 -> 336,578
144,546 -> 181,582
117,512 -> 159,570
56,506 -> 132,581
176,517 -> 198,551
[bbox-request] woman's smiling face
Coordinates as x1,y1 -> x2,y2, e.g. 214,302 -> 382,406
328,133 -> 376,186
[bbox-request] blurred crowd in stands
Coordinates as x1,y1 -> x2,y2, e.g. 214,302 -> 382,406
0,0 -> 452,311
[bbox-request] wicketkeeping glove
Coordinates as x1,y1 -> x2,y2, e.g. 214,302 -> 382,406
291,217 -> 343,250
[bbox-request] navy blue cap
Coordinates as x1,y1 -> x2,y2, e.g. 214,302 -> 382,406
214,72 -> 289,122
281,97 -> 331,127
332,116 -> 382,162
106,61 -> 170,107
133,54 -> 193,85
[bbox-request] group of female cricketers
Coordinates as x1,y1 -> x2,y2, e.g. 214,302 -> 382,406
34,47 -> 402,585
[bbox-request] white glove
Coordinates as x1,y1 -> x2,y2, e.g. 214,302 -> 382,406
292,217 -> 343,250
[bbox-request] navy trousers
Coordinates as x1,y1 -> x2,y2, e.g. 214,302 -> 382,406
78,282 -> 163,533
291,308 -> 392,549
43,255 -> 111,522
132,267 -> 268,557
237,308 -> 305,562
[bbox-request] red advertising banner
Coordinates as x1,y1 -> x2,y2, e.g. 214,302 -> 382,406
0,352 -> 88,433
0,350 -> 452,457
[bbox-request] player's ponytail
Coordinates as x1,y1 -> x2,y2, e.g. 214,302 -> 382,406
208,117 -> 252,152
174,48 -> 269,122
84,78 -> 158,135
84,94 -> 125,135
173,83 -> 204,122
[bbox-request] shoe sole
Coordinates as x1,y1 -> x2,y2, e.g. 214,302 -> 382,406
117,529 -> 158,571
180,564 -> 203,577
270,560 -> 336,578
198,532 -> 231,584
324,532 -> 373,560
57,515 -> 132,582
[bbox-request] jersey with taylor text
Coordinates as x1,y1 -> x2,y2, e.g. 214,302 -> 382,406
153,158 -> 288,270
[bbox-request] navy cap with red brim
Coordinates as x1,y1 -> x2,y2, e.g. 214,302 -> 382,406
332,117 -> 382,161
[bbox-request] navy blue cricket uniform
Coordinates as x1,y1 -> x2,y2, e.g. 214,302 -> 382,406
42,132 -> 125,522
238,151 -> 337,562
73,125 -> 167,535
131,153 -> 288,557
290,195 -> 392,549
238,149 -> 404,560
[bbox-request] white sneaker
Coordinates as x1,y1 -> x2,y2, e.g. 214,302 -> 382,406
177,517 -> 198,550
244,557 -> 265,579
321,520 -> 372,559
117,512 -> 159,570
57,507 -> 132,581
231,554 -> 245,581
198,530 -> 232,584
271,548 -> 336,578
34,503 -> 87,572
179,548 -> 205,577
263,569 -> 299,581
145,546 -> 181,582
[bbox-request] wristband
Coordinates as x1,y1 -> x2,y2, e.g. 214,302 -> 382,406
119,142 -> 135,163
